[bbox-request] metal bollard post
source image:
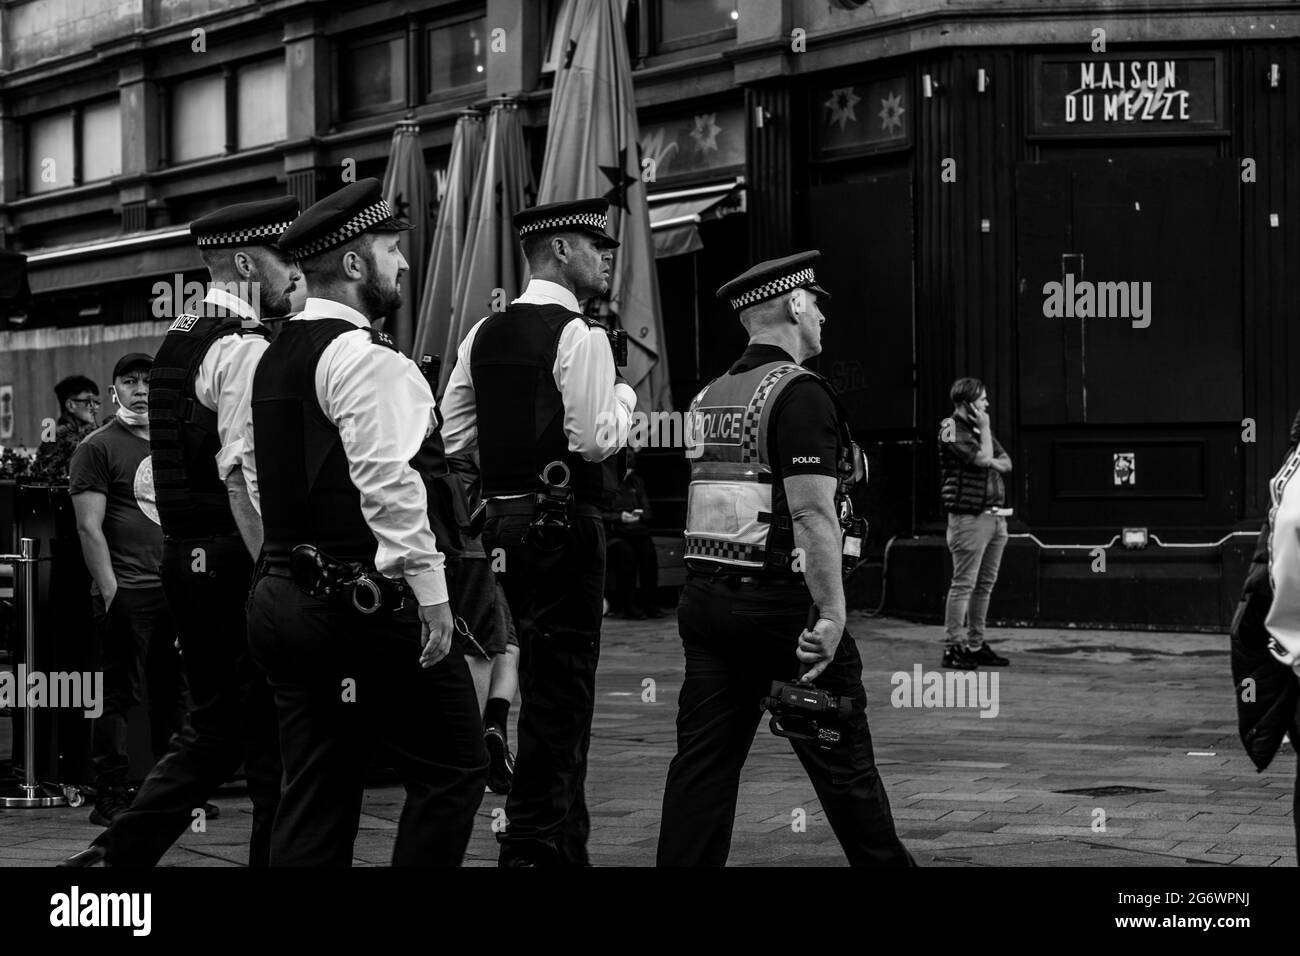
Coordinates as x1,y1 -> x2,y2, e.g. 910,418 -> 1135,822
0,537 -> 67,808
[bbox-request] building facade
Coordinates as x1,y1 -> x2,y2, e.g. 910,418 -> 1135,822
2,0 -> 1297,627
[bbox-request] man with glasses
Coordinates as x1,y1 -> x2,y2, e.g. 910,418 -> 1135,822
32,375 -> 100,482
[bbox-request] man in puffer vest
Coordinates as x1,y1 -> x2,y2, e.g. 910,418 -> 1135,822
61,197 -> 301,868
657,251 -> 912,867
938,377 -> 1012,670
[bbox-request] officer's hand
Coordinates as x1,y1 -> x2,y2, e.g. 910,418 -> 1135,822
620,510 -> 637,523
796,618 -> 843,682
418,601 -> 455,669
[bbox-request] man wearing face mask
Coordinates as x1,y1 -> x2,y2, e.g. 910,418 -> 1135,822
657,251 -> 912,867
61,198 -> 301,868
244,178 -> 486,866
69,353 -> 187,828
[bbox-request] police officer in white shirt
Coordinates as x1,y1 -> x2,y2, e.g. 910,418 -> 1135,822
440,197 -> 635,866
245,178 -> 487,866
61,197 -> 300,868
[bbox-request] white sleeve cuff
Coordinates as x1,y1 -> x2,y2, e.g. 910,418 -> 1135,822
406,568 -> 449,607
214,439 -> 245,483
614,382 -> 637,411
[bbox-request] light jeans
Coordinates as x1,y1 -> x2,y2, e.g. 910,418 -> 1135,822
944,512 -> 1008,647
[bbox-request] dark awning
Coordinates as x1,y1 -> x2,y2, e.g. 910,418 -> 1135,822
24,228 -> 201,294
0,248 -> 31,303
647,179 -> 745,259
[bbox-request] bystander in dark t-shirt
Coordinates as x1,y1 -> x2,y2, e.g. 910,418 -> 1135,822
68,419 -> 163,592
728,344 -> 841,512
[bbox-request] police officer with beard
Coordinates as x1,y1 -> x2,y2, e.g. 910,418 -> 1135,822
245,179 -> 487,866
61,197 -> 300,868
656,252 -> 913,867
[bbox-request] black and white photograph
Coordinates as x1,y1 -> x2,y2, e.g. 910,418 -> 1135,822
0,0 -> 1293,940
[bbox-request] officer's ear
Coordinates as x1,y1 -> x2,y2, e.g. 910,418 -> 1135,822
787,289 -> 806,323
232,250 -> 256,280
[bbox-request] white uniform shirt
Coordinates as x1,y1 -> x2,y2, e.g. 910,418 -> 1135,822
1264,446 -> 1300,668
440,279 -> 637,468
195,287 -> 271,497
240,296 -> 449,607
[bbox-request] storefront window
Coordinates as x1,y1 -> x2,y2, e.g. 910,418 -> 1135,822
171,73 -> 226,163
426,16 -> 487,96
237,58 -> 287,149
81,100 -> 122,182
339,35 -> 405,117
656,0 -> 737,50
25,112 -> 75,194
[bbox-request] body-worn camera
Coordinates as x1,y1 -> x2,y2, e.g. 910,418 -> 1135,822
608,328 -> 628,367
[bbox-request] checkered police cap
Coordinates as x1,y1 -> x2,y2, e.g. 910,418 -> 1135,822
717,251 -> 832,312
513,198 -> 620,249
190,196 -> 300,249
278,178 -> 414,261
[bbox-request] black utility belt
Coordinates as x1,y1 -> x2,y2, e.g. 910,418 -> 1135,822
685,564 -> 806,589
484,497 -> 602,520
275,544 -> 413,616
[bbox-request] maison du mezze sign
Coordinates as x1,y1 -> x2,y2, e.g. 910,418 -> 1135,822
1032,53 -> 1224,135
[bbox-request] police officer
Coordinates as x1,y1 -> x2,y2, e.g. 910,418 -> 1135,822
656,251 -> 913,867
441,197 -> 635,866
60,197 -> 300,868
245,179 -> 487,866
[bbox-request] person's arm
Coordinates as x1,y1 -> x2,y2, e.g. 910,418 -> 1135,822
971,407 -> 995,466
71,491 -> 117,606
1266,455 -> 1300,674
989,436 -> 1013,474
635,476 -> 652,524
225,465 -> 263,558
554,319 -> 637,462
786,474 -> 846,682
207,335 -> 268,555
318,332 -> 454,666
440,319 -> 485,458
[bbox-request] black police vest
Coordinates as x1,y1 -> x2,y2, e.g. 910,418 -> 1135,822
470,303 -> 615,507
252,319 -> 377,565
149,309 -> 269,539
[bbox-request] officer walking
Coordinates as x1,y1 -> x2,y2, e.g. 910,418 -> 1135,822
441,198 -> 635,866
60,198 -> 300,868
656,251 -> 913,867
245,179 -> 487,866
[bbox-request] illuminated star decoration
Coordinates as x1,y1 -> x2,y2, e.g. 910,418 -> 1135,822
599,147 -> 637,213
690,113 -> 721,153
825,87 -> 861,132
878,90 -> 905,135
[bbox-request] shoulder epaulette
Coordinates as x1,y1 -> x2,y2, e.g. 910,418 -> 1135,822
369,327 -> 400,352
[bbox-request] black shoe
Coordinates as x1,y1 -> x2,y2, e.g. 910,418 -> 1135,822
484,724 -> 515,795
942,645 -> 980,669
970,642 -> 1009,666
88,789 -> 130,828
58,846 -> 110,868
641,606 -> 664,619
202,802 -> 220,820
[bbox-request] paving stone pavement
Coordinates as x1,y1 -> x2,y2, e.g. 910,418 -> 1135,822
1,612 -> 1295,867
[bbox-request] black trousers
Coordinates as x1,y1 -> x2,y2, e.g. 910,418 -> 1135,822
657,578 -> 913,867
90,585 -> 186,790
247,574 -> 487,867
605,532 -> 659,612
94,537 -> 282,867
484,513 -> 604,866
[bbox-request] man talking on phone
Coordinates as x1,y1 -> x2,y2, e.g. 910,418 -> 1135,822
938,377 -> 1012,670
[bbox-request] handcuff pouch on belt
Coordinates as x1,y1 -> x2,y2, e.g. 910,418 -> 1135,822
289,544 -> 410,616
523,480 -> 574,549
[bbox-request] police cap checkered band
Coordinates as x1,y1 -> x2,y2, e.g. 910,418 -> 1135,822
190,195 -> 300,249
512,198 -> 620,248
518,212 -> 609,237
195,221 -> 293,247
716,250 -> 832,312
289,201 -> 396,259
278,178 -> 414,260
